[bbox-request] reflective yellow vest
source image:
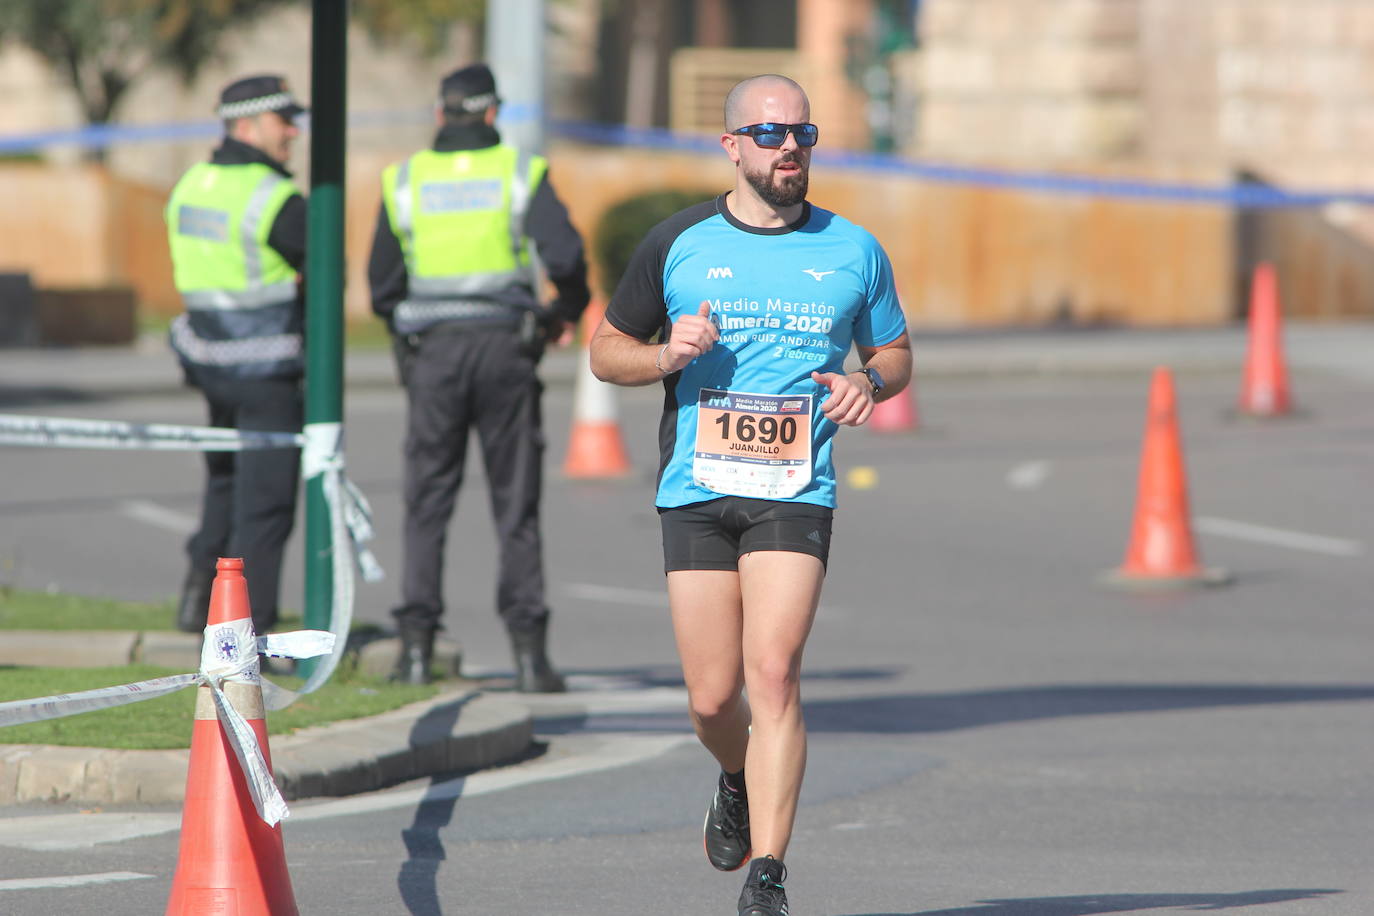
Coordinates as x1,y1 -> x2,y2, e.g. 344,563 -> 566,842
381,144 -> 546,334
165,161 -> 302,378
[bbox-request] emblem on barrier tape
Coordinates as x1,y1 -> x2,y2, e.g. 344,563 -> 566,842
214,626 -> 241,664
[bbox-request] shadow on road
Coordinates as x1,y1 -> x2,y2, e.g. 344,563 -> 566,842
391,692 -> 550,915
840,887 -> 1342,915
394,696 -> 470,916
801,683 -> 1374,734
528,674 -> 1374,737
392,693 -> 557,916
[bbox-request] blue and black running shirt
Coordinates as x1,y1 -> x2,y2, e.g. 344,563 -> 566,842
606,193 -> 907,510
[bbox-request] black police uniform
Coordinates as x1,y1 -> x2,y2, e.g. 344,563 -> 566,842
368,65 -> 591,689
173,76 -> 307,635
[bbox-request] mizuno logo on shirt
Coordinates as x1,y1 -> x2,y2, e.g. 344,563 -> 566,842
706,266 -> 734,279
802,268 -> 835,281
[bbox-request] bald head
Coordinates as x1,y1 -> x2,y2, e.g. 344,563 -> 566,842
723,75 -> 809,131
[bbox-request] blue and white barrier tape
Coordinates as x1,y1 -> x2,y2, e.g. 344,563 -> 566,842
3,113 -> 1370,208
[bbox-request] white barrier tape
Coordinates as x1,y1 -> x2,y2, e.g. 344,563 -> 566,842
0,412 -> 385,712
301,422 -> 339,480
0,621 -> 335,827
201,618 -> 263,683
207,676 -> 289,825
257,421 -> 381,712
0,674 -> 202,727
341,475 -> 385,584
259,630 -> 337,660
0,413 -> 304,452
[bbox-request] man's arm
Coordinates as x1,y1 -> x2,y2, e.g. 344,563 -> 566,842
855,333 -> 913,402
524,175 -> 591,324
810,332 -> 913,427
267,193 -> 307,272
367,201 -> 408,327
591,301 -> 718,387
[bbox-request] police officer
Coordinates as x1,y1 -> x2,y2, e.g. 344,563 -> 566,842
369,63 -> 591,690
166,74 -> 308,635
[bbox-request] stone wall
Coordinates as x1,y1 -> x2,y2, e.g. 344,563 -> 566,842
912,0 -> 1374,189
914,0 -> 1151,168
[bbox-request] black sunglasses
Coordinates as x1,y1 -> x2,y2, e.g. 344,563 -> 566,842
730,122 -> 819,149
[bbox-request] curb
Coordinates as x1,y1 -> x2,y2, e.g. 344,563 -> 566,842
0,687 -> 533,806
0,629 -> 209,669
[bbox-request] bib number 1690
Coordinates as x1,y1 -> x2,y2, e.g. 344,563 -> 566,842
714,412 -> 797,445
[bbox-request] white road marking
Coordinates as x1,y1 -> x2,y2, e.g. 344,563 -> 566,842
0,871 -> 153,891
1195,516 -> 1364,557
0,813 -> 181,851
1006,460 -> 1052,490
0,731 -> 692,852
120,499 -> 196,534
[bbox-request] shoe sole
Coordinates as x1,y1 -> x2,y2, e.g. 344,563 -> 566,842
702,807 -> 751,872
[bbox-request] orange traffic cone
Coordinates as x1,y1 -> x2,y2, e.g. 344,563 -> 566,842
1238,261 -> 1293,417
166,557 -> 298,915
564,301 -> 632,478
868,379 -> 919,433
1103,367 -> 1229,589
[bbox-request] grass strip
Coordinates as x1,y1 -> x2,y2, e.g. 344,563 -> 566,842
0,589 -> 376,637
0,663 -> 437,750
0,589 -> 179,631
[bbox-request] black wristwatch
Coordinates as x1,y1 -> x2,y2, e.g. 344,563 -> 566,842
858,366 -> 884,396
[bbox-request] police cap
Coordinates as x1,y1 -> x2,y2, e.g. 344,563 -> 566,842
439,64 -> 501,115
217,74 -> 307,122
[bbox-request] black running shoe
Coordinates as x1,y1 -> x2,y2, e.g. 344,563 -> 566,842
703,773 -> 751,871
737,856 -> 788,916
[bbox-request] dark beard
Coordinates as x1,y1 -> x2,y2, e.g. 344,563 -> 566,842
744,155 -> 808,208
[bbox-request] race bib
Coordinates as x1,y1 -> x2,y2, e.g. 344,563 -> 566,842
693,388 -> 812,499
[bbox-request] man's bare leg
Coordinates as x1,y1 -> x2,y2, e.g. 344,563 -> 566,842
668,569 -> 751,771
737,550 -> 824,861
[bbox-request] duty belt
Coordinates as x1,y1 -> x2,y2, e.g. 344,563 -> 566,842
392,299 -> 523,335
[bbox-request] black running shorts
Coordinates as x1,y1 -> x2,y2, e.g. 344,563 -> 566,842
658,496 -> 834,573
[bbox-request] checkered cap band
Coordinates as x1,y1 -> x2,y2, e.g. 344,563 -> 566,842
218,92 -> 296,120
453,91 -> 497,112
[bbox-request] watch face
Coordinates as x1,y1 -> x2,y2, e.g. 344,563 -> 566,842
865,368 -> 884,393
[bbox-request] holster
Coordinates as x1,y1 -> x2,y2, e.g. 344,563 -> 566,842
391,332 -> 420,387
518,308 -> 552,361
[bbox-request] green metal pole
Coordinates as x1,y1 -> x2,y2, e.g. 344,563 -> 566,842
301,0 -> 347,677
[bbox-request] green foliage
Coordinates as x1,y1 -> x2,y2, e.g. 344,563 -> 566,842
351,0 -> 484,56
0,664 -> 438,749
0,0 -> 296,125
593,189 -> 715,299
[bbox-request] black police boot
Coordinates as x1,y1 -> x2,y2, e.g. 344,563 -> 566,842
509,620 -> 566,693
175,566 -> 214,633
392,617 -> 436,686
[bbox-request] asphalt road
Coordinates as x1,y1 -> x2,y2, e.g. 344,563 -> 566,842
0,359 -> 1371,915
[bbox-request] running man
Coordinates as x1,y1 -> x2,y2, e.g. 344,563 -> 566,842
589,74 -> 911,916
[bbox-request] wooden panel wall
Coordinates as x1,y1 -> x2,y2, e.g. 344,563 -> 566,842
5,151 -> 1370,328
